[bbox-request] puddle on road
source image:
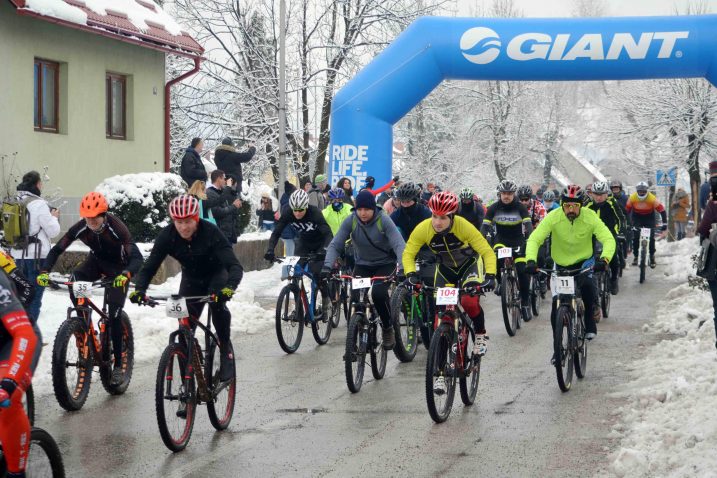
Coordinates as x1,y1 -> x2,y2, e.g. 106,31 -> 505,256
276,407 -> 328,415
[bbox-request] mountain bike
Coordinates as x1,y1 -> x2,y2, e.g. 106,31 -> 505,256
0,424 -> 65,477
273,256 -> 331,353
595,262 -> 611,319
343,271 -> 397,393
143,295 -> 236,452
634,227 -> 652,284
424,283 -> 483,423
327,262 -> 351,329
48,278 -> 134,411
494,244 -> 522,336
545,267 -> 590,393
390,261 -> 432,362
529,272 -> 544,317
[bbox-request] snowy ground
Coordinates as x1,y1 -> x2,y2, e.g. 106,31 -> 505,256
31,263 -> 285,397
607,238 -> 717,478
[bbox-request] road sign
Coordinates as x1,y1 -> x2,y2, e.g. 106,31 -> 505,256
656,167 -> 677,186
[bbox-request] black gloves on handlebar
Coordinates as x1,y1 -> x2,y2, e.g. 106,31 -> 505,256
525,260 -> 539,275
594,258 -> 610,272
404,272 -> 421,288
129,290 -> 149,305
264,250 -> 275,262
481,273 -> 496,292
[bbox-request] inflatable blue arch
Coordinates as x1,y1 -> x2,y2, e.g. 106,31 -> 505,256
329,14 -> 717,189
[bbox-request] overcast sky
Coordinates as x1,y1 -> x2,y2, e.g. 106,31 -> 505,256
456,0 -> 717,17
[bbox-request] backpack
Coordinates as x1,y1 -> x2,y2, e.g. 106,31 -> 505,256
351,214 -> 395,259
1,195 -> 39,249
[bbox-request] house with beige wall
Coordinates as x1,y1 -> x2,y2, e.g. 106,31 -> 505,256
0,0 -> 202,229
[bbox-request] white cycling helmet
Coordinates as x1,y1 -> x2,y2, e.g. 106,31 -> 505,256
289,189 -> 309,210
592,181 -> 609,195
635,181 -> 649,199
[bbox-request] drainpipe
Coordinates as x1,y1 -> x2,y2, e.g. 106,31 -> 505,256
165,57 -> 201,172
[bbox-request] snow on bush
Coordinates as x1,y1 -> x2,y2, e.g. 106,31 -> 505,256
96,172 -> 185,241
608,238 -> 717,477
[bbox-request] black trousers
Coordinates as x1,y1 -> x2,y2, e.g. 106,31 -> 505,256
352,263 -> 395,329
179,270 -> 231,352
550,262 -> 597,334
632,225 -> 656,256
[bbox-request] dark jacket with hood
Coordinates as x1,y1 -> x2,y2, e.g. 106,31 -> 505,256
390,203 -> 432,241
457,200 -> 485,232
214,144 -> 256,191
180,148 -> 207,187
206,185 -> 240,243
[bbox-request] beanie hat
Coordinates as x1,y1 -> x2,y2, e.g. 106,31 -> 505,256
314,174 -> 327,184
222,137 -> 234,146
355,190 -> 376,210
710,161 -> 717,174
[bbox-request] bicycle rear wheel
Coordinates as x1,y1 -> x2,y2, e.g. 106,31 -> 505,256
156,343 -> 196,452
426,323 -> 456,423
23,427 -> 66,478
51,317 -> 93,411
554,305 -> 574,392
600,273 -> 611,318
390,287 -> 419,363
574,302 -> 588,379
459,326 -> 480,406
345,313 -> 367,393
100,311 -> 135,395
311,284 -> 332,345
206,341 -> 236,431
370,323 -> 387,379
275,285 -> 304,353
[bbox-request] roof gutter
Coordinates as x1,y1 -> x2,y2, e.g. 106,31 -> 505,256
165,57 -> 201,172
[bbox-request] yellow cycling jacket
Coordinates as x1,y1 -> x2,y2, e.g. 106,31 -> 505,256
403,215 -> 497,275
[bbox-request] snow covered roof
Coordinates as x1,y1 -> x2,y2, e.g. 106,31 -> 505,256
565,146 -> 607,182
9,0 -> 203,58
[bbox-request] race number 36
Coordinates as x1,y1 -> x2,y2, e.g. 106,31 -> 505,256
166,297 -> 188,319
436,287 -> 459,305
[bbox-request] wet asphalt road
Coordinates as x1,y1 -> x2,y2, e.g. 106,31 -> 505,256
33,264 -> 679,478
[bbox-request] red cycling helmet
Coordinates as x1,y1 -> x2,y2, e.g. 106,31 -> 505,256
561,184 -> 584,203
169,194 -> 200,221
428,191 -> 459,216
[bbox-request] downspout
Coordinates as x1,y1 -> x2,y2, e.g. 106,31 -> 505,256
165,57 -> 201,172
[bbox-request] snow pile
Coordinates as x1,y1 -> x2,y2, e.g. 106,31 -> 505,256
31,266 -> 279,397
609,238 -> 717,477
24,0 -> 184,36
96,172 -> 184,209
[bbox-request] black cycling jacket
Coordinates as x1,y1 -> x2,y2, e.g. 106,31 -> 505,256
268,205 -> 332,251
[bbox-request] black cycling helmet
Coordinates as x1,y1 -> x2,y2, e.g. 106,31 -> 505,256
609,179 -> 622,190
517,185 -> 532,199
497,180 -> 517,193
394,182 -> 421,202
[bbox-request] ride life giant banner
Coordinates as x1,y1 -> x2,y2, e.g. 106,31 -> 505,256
329,15 -> 717,188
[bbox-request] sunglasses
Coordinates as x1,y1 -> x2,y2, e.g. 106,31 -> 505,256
562,202 -> 582,210
292,208 -> 306,213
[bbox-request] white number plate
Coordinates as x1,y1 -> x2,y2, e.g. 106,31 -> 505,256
553,276 -> 575,295
497,247 -> 512,259
72,281 -> 93,298
352,278 -> 371,290
283,256 -> 301,266
166,297 -> 188,319
640,228 -> 651,240
436,287 -> 459,305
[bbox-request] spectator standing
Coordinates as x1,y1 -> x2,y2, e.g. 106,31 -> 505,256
256,194 -> 276,231
308,174 -> 328,210
205,170 -> 243,244
671,188 -> 691,240
213,137 -> 256,193
10,171 -> 60,321
697,161 -> 717,349
180,137 -> 207,187
337,177 -> 354,205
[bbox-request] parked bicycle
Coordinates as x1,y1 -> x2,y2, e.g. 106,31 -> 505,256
424,283 -> 483,423
343,271 -> 397,393
494,244 -> 522,336
543,267 -> 590,393
142,294 -> 236,452
273,256 -> 331,353
48,278 -> 134,411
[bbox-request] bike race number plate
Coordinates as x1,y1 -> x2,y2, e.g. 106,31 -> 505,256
166,297 -> 188,319
352,277 -> 371,290
436,287 -> 460,305
497,247 -> 512,259
640,228 -> 651,240
72,281 -> 93,298
283,256 -> 301,266
553,275 -> 575,295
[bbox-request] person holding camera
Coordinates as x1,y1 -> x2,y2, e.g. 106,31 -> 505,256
214,137 -> 256,193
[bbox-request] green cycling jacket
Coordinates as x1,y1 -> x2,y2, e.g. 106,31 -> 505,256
526,207 -> 615,266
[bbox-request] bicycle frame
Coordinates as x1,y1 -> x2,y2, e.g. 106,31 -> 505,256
283,259 -> 321,324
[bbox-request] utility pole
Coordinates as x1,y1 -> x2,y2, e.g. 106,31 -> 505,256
278,0 -> 287,198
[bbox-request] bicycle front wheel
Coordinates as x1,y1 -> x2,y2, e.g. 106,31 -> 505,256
390,287 -> 418,363
24,427 -> 66,478
501,274 -> 519,336
600,273 -> 611,318
639,242 -> 647,284
345,313 -> 367,393
531,275 -> 542,317
156,343 -> 196,452
100,311 -> 135,395
426,323 -> 456,423
574,302 -> 588,379
554,305 -> 574,392
275,285 -> 304,353
311,284 -> 332,345
51,318 -> 93,411
370,323 -> 387,379
206,341 -> 236,431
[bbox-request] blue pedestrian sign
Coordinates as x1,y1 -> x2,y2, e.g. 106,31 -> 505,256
656,168 -> 677,186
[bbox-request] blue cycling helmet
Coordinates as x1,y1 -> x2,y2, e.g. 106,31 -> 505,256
328,188 -> 345,200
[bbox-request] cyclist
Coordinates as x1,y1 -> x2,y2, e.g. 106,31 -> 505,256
626,181 -> 667,268
322,188 -> 352,235
457,187 -> 485,231
322,190 -> 405,349
518,185 -> 546,228
390,182 -> 431,241
542,190 -> 560,212
610,179 -> 631,258
130,195 -> 243,383
0,250 -> 34,308
587,181 -> 626,294
37,192 -> 143,386
264,189 -> 333,278
0,272 -> 40,478
481,180 -> 534,322
403,191 -> 496,364
525,185 -> 615,341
